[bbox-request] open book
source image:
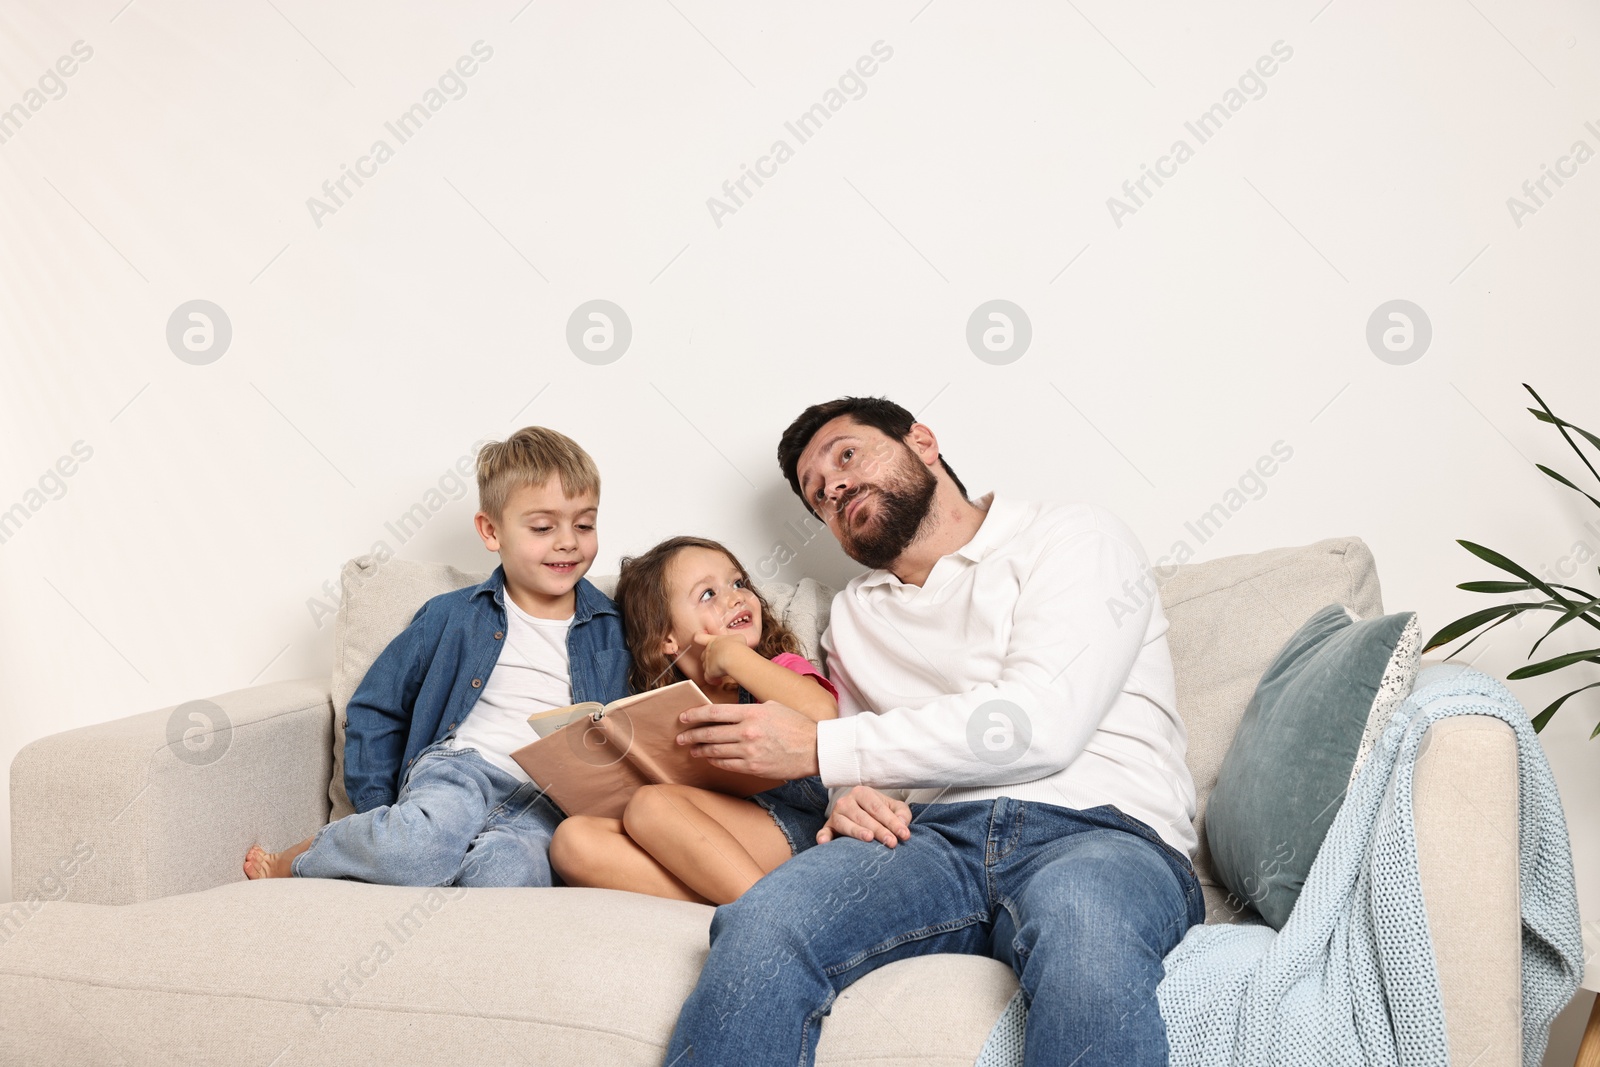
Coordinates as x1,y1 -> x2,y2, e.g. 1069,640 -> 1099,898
509,680 -> 788,819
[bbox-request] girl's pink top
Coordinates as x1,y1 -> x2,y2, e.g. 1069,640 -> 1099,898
770,652 -> 840,700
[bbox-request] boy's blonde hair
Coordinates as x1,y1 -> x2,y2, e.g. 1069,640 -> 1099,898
476,426 -> 601,521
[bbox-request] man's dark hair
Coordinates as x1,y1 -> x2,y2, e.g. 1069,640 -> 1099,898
776,396 -> 968,518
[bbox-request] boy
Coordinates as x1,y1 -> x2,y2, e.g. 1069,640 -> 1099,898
244,426 -> 631,887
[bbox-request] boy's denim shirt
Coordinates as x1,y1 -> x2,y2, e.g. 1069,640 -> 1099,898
343,565 -> 631,813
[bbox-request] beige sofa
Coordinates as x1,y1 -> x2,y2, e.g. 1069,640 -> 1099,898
4,536 -> 1523,1066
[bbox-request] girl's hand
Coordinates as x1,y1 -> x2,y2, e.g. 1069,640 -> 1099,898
691,631 -> 744,693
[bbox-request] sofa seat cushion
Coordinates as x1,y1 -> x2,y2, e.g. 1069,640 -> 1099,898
0,880 -> 1017,1067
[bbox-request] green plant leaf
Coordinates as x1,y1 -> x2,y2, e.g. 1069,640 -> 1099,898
1529,408 -> 1600,454
1536,464 -> 1600,511
1455,541 -> 1600,633
1443,604 -> 1568,660
1531,681 -> 1600,731
1423,601 -> 1545,653
1528,408 -> 1600,454
1525,384 -> 1600,488
1506,647 -> 1600,679
1457,540 -> 1561,593
1529,596 -> 1600,657
1457,580 -> 1535,593
1434,599 -> 1600,659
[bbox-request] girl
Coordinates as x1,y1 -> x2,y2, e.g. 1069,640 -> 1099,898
548,535 -> 838,905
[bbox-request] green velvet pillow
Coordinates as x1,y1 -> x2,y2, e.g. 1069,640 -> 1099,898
1206,603 -> 1421,929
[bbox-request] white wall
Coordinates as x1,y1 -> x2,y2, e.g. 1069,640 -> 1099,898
2,0 -> 1595,1055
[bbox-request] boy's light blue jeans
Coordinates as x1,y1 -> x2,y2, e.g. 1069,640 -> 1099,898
664,796 -> 1204,1067
293,739 -> 565,888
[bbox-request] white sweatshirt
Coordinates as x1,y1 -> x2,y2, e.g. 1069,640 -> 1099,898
815,490 -> 1199,856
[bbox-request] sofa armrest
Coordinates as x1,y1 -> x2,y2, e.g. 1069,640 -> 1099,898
1414,713 -> 1521,1067
10,677 -> 333,905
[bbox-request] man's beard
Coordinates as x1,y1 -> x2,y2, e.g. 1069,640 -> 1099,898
835,457 -> 938,570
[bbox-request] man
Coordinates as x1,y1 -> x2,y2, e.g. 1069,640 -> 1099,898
666,396 -> 1202,1066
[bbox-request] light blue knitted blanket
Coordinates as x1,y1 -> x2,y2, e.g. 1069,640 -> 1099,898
976,664 -> 1585,1067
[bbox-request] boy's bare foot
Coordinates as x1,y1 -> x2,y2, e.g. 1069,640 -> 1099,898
243,838 -> 311,879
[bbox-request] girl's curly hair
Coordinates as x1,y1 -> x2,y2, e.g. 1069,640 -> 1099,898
614,535 -> 801,694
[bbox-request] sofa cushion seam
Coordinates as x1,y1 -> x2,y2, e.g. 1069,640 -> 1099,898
0,968 -> 666,1047
137,699 -> 332,765
1159,538 -> 1359,610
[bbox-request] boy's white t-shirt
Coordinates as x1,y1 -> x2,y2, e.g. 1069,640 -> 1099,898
445,594 -> 574,782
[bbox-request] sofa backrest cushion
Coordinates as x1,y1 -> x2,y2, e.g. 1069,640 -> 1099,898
327,559 -> 833,820
326,536 -> 1382,890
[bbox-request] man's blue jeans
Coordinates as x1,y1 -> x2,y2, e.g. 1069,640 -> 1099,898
294,740 -> 565,888
664,797 -> 1204,1067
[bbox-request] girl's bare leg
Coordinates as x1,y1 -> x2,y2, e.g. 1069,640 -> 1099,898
549,815 -> 711,904
244,837 -> 312,879
622,785 -> 793,905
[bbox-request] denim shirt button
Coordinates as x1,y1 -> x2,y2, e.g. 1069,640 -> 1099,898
471,678 -> 482,688
494,631 -> 504,640
449,721 -> 458,730
340,719 -> 348,729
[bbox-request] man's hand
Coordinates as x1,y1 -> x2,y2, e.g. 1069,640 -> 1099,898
817,785 -> 912,848
676,700 -> 820,779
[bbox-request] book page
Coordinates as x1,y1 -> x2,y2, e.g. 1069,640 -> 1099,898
527,704 -> 600,740
509,680 -> 787,819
